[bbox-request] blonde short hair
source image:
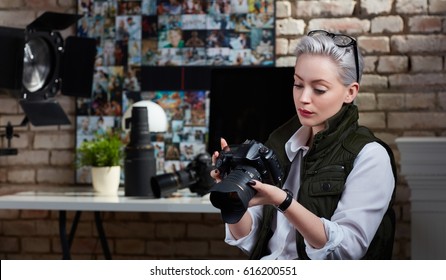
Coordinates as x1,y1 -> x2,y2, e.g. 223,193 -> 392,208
294,34 -> 364,85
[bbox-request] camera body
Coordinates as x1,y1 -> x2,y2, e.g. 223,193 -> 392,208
210,139 -> 284,223
151,153 -> 214,198
215,139 -> 283,186
186,153 -> 215,195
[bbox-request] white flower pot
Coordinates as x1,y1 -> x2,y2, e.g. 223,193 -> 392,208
91,166 -> 121,195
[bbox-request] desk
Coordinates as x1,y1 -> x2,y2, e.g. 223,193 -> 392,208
0,187 -> 220,259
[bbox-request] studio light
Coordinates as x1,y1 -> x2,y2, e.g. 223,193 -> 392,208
0,11 -> 97,126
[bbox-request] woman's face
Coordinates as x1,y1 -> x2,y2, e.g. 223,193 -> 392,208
293,54 -> 357,136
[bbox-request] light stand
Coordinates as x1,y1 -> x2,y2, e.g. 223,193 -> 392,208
0,118 -> 28,156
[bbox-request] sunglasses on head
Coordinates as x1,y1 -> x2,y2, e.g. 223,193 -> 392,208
307,30 -> 360,83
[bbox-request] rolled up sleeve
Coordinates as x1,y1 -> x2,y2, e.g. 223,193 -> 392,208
224,205 -> 263,255
304,142 -> 394,259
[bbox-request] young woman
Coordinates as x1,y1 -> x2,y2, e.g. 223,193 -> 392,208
211,30 -> 397,260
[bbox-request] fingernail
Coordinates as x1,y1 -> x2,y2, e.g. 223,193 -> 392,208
248,180 -> 256,186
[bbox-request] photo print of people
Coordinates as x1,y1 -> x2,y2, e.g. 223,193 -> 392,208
75,0 -> 275,184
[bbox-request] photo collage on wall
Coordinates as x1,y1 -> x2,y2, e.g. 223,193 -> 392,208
75,0 -> 275,184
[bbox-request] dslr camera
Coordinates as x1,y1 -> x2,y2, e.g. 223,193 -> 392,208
209,139 -> 284,223
151,153 -> 215,198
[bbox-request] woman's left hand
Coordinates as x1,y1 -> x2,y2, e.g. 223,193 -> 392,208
247,180 -> 288,208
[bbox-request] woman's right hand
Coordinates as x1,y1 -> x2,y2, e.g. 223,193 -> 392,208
210,138 -> 229,183
209,138 -> 254,238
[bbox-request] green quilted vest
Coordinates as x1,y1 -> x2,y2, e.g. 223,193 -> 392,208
250,104 -> 397,260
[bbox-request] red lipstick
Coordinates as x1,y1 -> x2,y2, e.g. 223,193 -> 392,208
298,108 -> 314,118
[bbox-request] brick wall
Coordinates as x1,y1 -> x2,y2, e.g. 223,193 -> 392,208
0,0 -> 445,260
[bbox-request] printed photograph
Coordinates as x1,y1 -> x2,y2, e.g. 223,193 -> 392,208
75,0 -> 274,183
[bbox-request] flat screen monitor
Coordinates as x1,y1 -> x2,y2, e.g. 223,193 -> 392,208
208,66 -> 296,153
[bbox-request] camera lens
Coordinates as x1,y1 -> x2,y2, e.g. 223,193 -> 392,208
127,106 -> 151,147
209,165 -> 261,223
228,192 -> 239,201
151,170 -> 194,198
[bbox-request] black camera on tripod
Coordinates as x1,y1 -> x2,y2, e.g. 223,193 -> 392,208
151,153 -> 215,198
209,139 -> 284,223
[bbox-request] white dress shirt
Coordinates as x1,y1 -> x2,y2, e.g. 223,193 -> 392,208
225,126 -> 395,259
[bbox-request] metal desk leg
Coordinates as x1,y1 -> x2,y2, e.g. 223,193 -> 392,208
94,211 -> 112,260
59,210 -> 111,259
59,211 -> 82,260
59,210 -> 70,259
69,211 -> 82,248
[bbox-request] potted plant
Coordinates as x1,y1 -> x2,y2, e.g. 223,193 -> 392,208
76,131 -> 124,195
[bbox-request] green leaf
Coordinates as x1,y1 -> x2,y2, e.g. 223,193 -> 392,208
76,131 -> 124,167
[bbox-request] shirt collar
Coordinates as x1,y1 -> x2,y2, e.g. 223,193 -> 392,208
285,126 -> 311,161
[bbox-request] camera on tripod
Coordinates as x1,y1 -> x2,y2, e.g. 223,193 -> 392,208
209,139 -> 284,223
